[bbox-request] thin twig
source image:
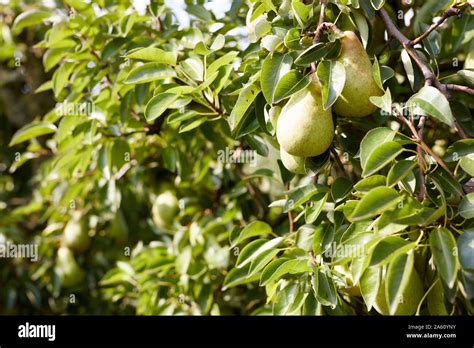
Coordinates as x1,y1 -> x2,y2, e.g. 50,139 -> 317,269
416,116 -> 427,201
445,83 -> 474,96
330,146 -> 349,179
410,7 -> 461,46
314,0 -> 327,43
396,113 -> 453,175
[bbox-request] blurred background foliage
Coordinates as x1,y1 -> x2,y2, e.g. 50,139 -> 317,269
0,0 -> 473,315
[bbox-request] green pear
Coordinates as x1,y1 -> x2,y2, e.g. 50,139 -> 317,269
427,280 -> 448,315
374,268 -> 424,315
108,210 -> 129,244
152,190 -> 179,230
280,148 -> 306,175
333,31 -> 383,117
276,79 -> 334,157
56,247 -> 85,287
63,214 -> 90,253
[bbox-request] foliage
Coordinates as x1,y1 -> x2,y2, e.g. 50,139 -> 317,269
0,0 -> 473,315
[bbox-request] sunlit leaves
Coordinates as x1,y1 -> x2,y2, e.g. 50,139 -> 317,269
9,122 -> 57,146
407,86 -> 455,128
317,60 -> 346,110
261,53 -> 293,104
124,63 -> 176,84
430,227 -> 459,288
124,47 -> 177,65
144,93 -> 180,122
351,187 -> 403,221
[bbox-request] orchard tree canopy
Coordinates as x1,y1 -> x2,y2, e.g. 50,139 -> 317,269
0,0 -> 473,316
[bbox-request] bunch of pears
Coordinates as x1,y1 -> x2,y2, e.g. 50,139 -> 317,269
277,31 -> 382,174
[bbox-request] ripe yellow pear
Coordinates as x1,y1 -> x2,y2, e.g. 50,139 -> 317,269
276,79 -> 334,157
63,214 -> 90,253
333,31 -> 383,117
152,190 -> 179,230
374,268 -> 424,315
56,247 -> 85,287
280,148 -> 306,175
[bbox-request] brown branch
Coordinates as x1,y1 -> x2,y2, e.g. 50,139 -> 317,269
378,7 -> 473,140
314,0 -> 327,43
416,116 -> 427,201
330,146 -> 349,179
445,83 -> 474,96
378,9 -> 445,93
410,7 -> 461,46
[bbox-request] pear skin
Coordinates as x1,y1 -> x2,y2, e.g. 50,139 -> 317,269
56,247 -> 85,287
280,148 -> 306,175
152,190 -> 179,229
333,31 -> 383,117
374,268 -> 424,315
276,80 -> 334,157
64,217 -> 90,253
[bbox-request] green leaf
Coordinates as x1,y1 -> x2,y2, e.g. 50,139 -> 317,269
331,177 -> 353,203
362,141 -> 404,177
272,70 -> 311,104
295,42 -> 334,65
317,60 -> 346,110
124,63 -> 175,84
444,139 -> 473,163
354,175 -> 387,193
273,283 -> 304,315
369,88 -> 392,114
222,265 -> 260,290
458,230 -> 474,271
370,236 -> 415,266
459,193 -> 474,219
248,249 -> 281,277
284,184 -> 321,212
144,93 -> 180,122
236,237 -> 284,268
291,0 -> 313,28
231,221 -> 273,247
229,82 -> 261,137
125,47 -> 177,65
359,127 -> 396,170
180,57 -> 204,81
9,122 -> 57,146
386,160 -> 417,187
261,53 -> 293,104
351,187 -> 403,221
360,266 -> 381,311
407,86 -> 455,128
284,28 -> 301,50
314,269 -> 337,307
429,227 -> 459,288
385,252 -> 414,315
207,51 -> 239,77
305,192 -> 328,224
12,10 -> 52,35
178,117 -> 208,133
260,257 -> 310,286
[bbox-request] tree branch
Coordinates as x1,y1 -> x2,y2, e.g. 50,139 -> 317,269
410,7 -> 461,46
445,83 -> 474,96
314,0 -> 327,43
